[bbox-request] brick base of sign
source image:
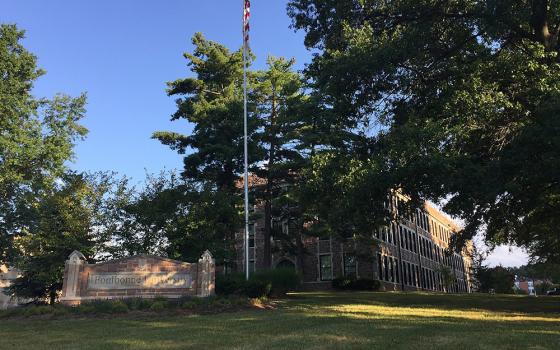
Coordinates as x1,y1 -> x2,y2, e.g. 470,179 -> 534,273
60,251 -> 215,305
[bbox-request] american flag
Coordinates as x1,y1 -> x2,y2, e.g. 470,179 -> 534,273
243,0 -> 250,54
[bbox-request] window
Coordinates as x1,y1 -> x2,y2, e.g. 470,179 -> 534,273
320,254 -> 332,281
384,256 -> 389,282
407,262 -> 412,285
403,262 -> 408,285
389,257 -> 395,282
343,254 -> 357,278
395,258 -> 401,283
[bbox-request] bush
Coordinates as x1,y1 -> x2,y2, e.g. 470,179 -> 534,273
149,300 -> 168,312
252,269 -> 300,296
332,277 -> 353,290
111,300 -> 129,313
332,277 -> 381,291
83,300 -> 129,314
123,298 -> 154,311
243,279 -> 272,298
216,273 -> 246,295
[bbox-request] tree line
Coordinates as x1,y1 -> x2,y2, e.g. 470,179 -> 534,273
1,1 -> 559,302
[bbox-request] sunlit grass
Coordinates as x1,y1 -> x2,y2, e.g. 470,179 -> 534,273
0,292 -> 558,350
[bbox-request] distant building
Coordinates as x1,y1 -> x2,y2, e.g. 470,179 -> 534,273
515,278 -> 541,296
234,186 -> 473,293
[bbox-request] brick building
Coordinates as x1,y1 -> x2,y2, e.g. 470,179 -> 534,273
235,191 -> 473,293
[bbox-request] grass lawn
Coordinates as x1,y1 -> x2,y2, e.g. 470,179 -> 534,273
0,292 -> 558,350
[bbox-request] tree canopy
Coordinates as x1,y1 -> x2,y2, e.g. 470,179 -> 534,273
288,0 -> 560,262
0,24 -> 88,262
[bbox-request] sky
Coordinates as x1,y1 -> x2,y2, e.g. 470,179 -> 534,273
1,0 -> 528,267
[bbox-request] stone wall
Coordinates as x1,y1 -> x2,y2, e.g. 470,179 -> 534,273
60,251 -> 215,305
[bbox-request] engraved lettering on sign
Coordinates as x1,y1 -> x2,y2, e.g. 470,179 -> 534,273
87,272 -> 193,290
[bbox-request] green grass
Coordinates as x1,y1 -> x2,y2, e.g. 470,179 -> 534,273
0,292 -> 558,350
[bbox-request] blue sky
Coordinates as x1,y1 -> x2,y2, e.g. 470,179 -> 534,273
2,0 -> 311,182
1,1 -> 527,267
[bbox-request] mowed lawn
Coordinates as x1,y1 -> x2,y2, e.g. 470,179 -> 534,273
0,292 -> 558,350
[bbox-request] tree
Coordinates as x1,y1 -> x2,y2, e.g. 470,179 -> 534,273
252,56 -> 304,268
153,33 -> 260,267
476,266 -> 515,294
288,0 -> 560,262
9,173 -> 111,304
0,24 -> 88,262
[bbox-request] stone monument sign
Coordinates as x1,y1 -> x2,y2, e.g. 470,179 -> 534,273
60,250 -> 215,305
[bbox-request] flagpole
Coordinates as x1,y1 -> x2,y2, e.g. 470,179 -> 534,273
243,0 -> 250,281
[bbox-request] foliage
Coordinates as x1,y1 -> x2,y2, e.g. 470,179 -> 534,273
251,56 -> 305,268
508,262 -> 560,284
152,33 -> 259,267
287,0 -> 560,263
251,268 -> 301,296
476,266 -> 515,294
216,273 -> 246,295
217,269 -> 300,297
437,265 -> 456,291
242,279 -> 272,298
0,24 -> 88,262
8,173 -> 115,304
149,300 -> 168,312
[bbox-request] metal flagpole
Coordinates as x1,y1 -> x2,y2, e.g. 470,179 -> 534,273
243,0 -> 250,281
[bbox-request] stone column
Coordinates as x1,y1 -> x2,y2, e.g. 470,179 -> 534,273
60,251 -> 86,304
197,250 -> 215,297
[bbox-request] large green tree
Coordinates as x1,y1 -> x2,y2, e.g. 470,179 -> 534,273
252,56 -> 304,268
153,33 -> 260,266
288,0 -> 560,262
9,173 -> 112,304
0,24 -> 88,262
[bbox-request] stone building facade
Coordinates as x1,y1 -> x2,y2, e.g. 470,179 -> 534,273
235,193 -> 473,293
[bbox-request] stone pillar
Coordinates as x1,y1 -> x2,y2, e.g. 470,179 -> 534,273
197,250 -> 215,297
60,251 -> 86,304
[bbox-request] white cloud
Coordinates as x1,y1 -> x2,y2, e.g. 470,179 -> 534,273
482,244 -> 529,268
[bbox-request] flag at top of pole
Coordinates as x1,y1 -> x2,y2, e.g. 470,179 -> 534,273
243,0 -> 250,54
242,0 -> 251,280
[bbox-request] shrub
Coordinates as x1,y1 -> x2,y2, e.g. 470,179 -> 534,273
149,300 -> 168,312
111,301 -> 129,313
124,298 -> 154,311
352,279 -> 381,291
243,279 -> 272,298
216,273 -> 246,295
332,277 -> 353,290
252,269 -> 300,296
83,300 -> 129,314
74,303 -> 95,314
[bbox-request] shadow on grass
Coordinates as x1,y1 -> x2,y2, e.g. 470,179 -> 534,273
0,292 -> 558,350
286,291 -> 560,315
